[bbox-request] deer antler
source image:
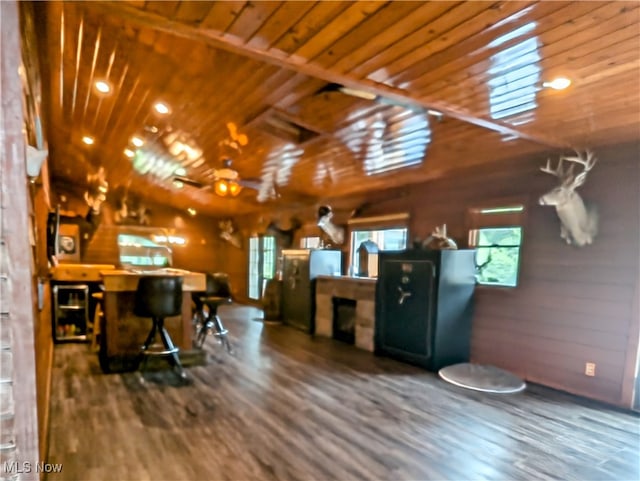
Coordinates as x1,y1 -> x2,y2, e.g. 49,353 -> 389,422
540,156 -> 566,179
562,150 -> 597,189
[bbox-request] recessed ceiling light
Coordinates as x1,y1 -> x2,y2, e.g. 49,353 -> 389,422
542,77 -> 571,90
131,136 -> 144,147
94,80 -> 111,94
174,167 -> 187,176
124,149 -> 134,158
187,208 -> 197,216
82,136 -> 94,145
154,102 -> 170,115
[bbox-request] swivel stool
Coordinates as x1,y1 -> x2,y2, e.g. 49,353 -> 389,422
134,275 -> 187,380
192,273 -> 233,352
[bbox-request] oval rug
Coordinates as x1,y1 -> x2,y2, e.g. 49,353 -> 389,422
438,363 -> 526,393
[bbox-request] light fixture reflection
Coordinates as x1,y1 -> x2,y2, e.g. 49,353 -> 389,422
124,148 -> 134,158
82,136 -> 94,145
131,136 -> 144,147
214,179 -> 242,197
187,208 -> 197,216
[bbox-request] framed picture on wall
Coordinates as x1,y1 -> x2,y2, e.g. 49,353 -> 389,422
57,223 -> 80,262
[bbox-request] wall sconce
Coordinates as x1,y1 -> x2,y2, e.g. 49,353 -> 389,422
213,179 -> 242,197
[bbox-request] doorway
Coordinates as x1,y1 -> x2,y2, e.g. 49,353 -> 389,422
248,235 -> 276,300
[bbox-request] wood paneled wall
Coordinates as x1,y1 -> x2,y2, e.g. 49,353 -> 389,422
219,142 -> 639,407
1,2 -> 39,477
408,142 -> 639,407
33,184 -> 53,463
49,189 -> 237,292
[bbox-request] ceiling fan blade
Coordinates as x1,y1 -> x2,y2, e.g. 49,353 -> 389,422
238,178 -> 263,191
172,175 -> 205,189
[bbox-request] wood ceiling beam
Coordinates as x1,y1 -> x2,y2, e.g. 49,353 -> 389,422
85,1 -> 571,149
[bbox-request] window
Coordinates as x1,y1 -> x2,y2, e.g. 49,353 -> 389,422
469,226 -> 523,287
350,228 -> 407,275
248,236 -> 276,300
468,204 -> 524,287
117,233 -> 173,268
300,236 -> 321,249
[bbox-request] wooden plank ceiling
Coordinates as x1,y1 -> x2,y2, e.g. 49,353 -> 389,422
32,1 -> 640,216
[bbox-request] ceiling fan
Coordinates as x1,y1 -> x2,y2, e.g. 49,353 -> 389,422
171,122 -> 263,197
173,158 -> 262,197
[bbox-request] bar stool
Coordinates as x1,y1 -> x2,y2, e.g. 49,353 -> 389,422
192,273 -> 232,352
134,275 -> 187,380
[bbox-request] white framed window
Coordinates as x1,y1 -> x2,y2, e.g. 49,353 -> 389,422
350,228 -> 407,275
468,204 -> 525,288
248,236 -> 276,300
299,236 -> 321,249
469,227 -> 523,287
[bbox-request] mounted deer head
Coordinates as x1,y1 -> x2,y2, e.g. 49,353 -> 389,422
539,150 -> 598,247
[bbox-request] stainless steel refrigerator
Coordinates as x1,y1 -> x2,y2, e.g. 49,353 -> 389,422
281,249 -> 342,333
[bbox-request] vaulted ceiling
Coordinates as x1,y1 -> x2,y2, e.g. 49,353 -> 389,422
30,1 -> 640,217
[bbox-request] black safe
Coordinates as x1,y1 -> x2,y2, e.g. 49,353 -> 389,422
281,249 -> 342,333
375,249 -> 476,371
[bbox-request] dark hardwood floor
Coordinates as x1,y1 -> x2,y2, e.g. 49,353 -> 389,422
46,305 -> 640,481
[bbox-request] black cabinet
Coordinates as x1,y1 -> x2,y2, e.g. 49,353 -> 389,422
281,249 -> 342,333
375,249 -> 475,371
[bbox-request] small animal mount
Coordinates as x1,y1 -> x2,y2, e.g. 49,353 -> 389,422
219,219 -> 242,249
317,205 -> 344,246
113,182 -> 150,226
266,217 -> 302,249
422,224 -> 458,250
84,167 -> 109,214
539,150 -> 598,247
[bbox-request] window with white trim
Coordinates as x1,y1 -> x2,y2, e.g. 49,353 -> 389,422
468,205 -> 524,287
350,228 -> 407,275
299,236 -> 321,249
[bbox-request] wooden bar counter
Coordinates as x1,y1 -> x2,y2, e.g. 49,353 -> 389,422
99,269 -> 206,372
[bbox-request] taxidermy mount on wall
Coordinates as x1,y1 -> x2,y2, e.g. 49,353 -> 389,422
539,150 -> 598,247
317,205 -> 344,246
219,219 -> 242,249
266,217 -> 302,249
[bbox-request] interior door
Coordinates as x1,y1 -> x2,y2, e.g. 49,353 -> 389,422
378,259 -> 435,361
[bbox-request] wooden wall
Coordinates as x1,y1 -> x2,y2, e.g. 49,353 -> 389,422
218,141 -> 639,407
1,2 -> 40,477
48,189 -> 244,294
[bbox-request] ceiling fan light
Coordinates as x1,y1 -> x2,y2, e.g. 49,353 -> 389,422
214,179 -> 229,196
228,181 -> 242,196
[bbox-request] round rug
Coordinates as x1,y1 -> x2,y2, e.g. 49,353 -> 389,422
438,363 -> 526,394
